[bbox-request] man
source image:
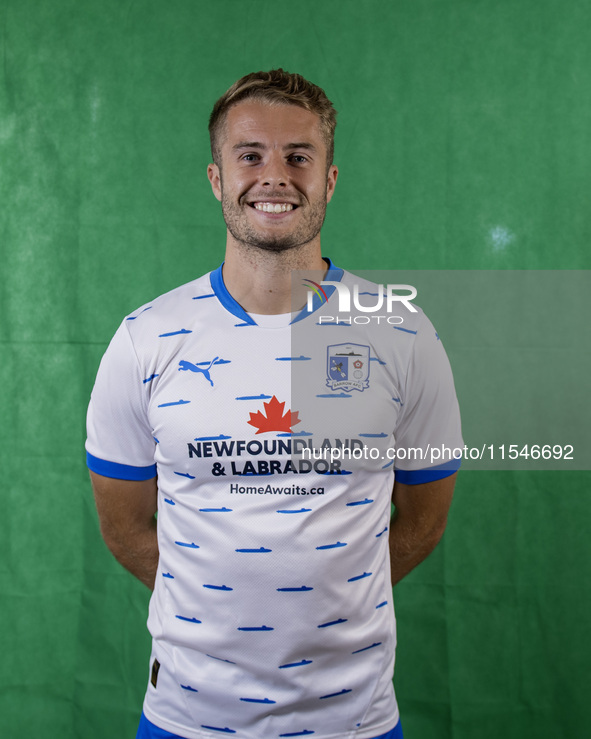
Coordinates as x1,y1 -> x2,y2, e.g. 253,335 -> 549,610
86,69 -> 462,739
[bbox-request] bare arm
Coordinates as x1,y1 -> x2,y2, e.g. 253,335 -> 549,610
89,471 -> 159,590
389,472 -> 457,586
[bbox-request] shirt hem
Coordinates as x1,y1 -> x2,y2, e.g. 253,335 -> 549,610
143,702 -> 399,739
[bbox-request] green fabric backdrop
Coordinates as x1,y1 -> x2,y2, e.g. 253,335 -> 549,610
1,1 -> 589,737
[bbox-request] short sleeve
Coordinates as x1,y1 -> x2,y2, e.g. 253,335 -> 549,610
393,312 -> 463,485
85,322 -> 157,481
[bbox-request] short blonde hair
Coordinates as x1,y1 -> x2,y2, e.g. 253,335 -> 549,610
209,69 -> 337,166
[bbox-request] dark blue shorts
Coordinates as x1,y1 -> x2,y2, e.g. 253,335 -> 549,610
136,711 -> 404,739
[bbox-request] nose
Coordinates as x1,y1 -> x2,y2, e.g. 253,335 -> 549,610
260,152 -> 288,188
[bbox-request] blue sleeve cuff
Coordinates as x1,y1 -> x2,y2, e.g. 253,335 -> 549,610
86,452 -> 157,481
395,458 -> 461,485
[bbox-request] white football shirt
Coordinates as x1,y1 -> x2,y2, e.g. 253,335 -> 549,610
86,261 -> 462,739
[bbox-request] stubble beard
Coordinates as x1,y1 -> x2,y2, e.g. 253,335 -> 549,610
220,187 -> 328,254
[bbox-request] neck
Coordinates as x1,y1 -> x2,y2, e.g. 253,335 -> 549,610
222,240 -> 328,314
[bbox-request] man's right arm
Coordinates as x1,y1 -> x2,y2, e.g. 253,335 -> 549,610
89,471 -> 159,590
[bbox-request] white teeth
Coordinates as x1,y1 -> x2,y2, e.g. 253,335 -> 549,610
254,202 -> 294,213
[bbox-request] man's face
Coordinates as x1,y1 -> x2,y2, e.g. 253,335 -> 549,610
208,101 -> 338,253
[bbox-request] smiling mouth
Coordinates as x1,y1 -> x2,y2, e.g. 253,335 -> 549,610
250,202 -> 297,213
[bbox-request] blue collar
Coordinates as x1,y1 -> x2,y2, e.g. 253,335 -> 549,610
209,258 -> 344,326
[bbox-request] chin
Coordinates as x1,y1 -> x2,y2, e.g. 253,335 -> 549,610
244,239 -> 303,254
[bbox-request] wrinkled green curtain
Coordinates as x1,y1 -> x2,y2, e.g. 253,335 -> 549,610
1,1 -> 589,737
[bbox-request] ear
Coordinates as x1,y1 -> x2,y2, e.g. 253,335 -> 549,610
207,163 -> 222,202
326,165 -> 338,204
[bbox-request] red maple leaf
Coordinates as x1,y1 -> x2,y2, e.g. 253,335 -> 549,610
247,396 -> 300,434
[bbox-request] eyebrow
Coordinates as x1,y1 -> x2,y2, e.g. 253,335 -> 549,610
232,141 -> 317,152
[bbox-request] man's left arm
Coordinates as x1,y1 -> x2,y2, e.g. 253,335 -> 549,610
389,472 -> 457,586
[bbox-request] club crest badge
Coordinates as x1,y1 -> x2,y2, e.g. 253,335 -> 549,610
326,343 -> 370,392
